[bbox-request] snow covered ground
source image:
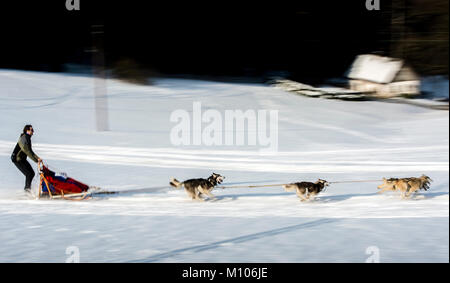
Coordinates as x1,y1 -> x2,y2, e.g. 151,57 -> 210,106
0,69 -> 448,262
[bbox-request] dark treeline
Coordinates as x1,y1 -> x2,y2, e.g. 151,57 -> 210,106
1,0 -> 448,82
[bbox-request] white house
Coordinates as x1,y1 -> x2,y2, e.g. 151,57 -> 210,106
347,54 -> 421,98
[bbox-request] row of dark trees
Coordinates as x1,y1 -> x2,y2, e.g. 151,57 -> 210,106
0,0 -> 447,81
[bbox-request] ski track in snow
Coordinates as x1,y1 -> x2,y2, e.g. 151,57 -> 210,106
0,189 -> 448,219
0,141 -> 448,173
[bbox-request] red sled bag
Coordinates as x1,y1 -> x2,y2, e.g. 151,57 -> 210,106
39,162 -> 89,197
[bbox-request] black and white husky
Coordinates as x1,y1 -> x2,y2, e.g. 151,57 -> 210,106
283,179 -> 329,201
170,173 -> 225,201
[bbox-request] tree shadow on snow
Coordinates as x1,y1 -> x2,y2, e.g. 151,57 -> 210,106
129,218 -> 338,263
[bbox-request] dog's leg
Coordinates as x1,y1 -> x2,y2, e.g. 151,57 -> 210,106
377,186 -> 395,194
397,182 -> 409,199
194,186 -> 206,201
206,191 -> 216,200
397,185 -> 405,199
186,189 -> 197,201
405,186 -> 417,198
296,190 -> 308,202
308,192 -> 317,201
194,193 -> 205,201
405,187 -> 411,198
399,187 -> 407,199
185,188 -> 203,201
204,189 -> 217,200
198,186 -> 216,200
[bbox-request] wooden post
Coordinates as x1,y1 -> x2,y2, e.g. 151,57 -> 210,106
37,161 -> 42,199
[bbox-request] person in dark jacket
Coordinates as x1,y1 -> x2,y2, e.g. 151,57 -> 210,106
11,125 -> 42,192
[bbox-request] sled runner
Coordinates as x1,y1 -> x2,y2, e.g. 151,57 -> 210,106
38,161 -> 91,200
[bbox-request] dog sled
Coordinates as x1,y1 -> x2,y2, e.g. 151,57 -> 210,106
37,159 -> 432,202
38,161 -> 92,200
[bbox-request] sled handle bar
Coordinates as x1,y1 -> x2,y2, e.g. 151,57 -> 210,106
37,160 -> 46,173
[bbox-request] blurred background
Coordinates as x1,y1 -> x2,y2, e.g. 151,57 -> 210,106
0,0 -> 448,84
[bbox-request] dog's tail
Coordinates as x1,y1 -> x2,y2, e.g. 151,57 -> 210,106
283,184 -> 295,192
170,178 -> 183,188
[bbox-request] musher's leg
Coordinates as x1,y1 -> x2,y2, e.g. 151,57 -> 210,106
13,160 -> 35,190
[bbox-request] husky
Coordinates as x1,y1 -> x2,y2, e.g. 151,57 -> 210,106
170,173 -> 225,201
377,175 -> 432,198
283,179 -> 329,201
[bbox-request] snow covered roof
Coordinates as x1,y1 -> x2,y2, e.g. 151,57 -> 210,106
347,54 -> 418,84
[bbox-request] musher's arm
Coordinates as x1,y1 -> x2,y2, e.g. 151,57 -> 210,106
18,135 -> 40,163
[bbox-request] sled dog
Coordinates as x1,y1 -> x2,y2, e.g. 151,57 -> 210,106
170,173 -> 225,201
377,175 -> 432,198
283,179 -> 329,201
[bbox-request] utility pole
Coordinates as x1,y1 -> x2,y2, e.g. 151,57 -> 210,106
390,0 -> 407,59
90,24 -> 109,131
